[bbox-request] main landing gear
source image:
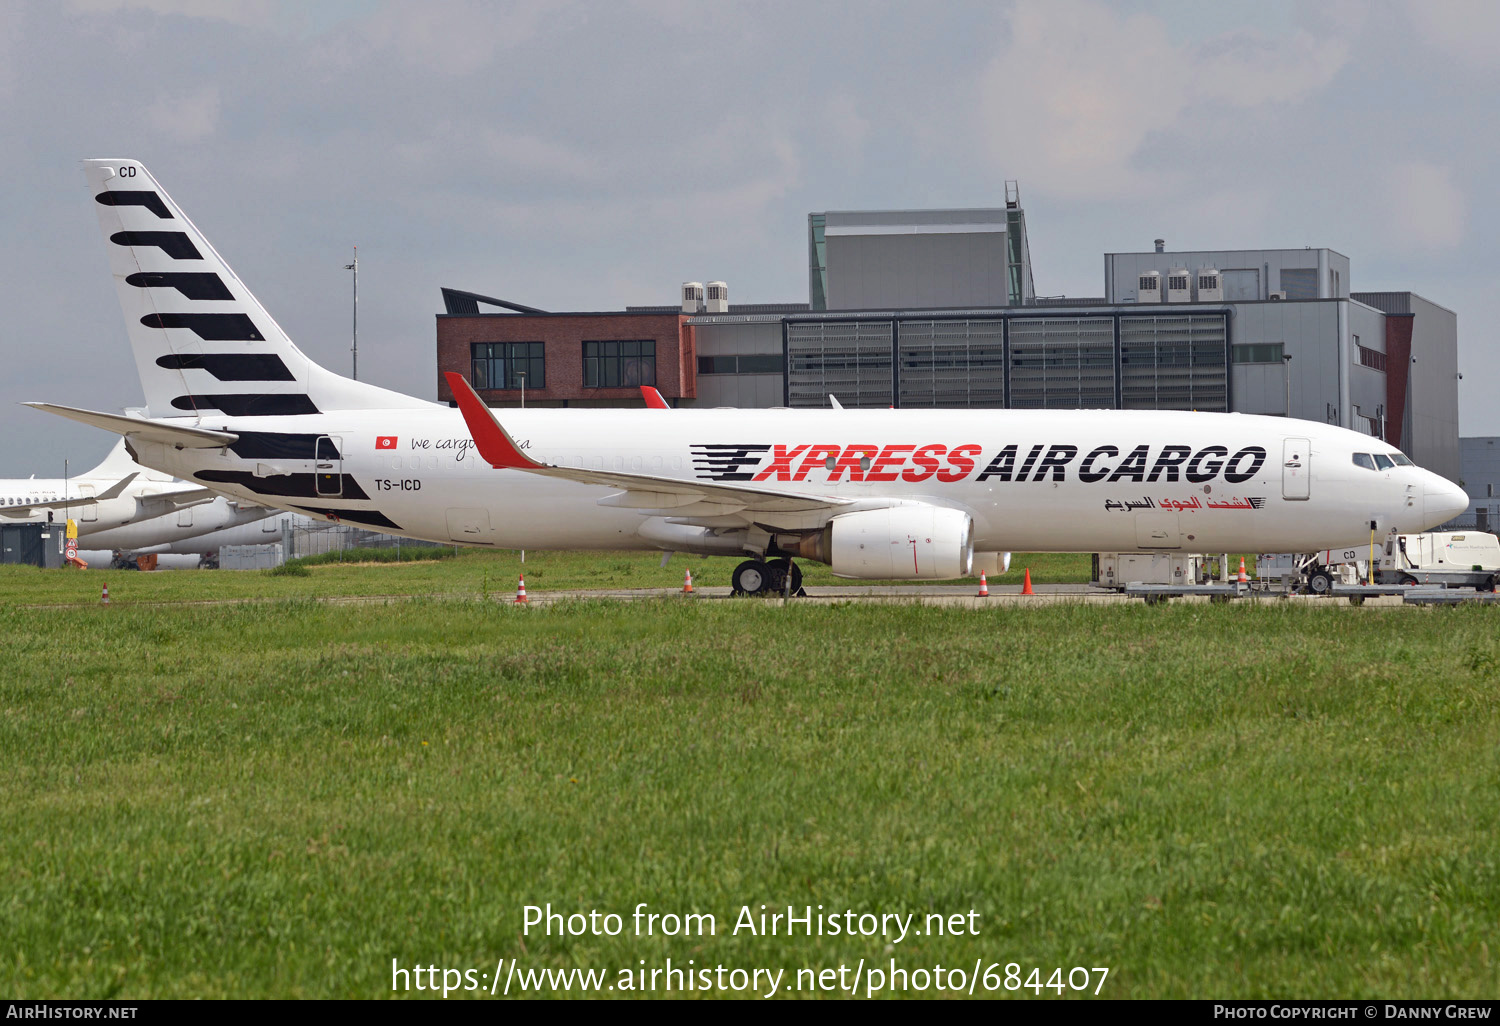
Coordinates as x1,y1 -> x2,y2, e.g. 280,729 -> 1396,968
731,557 -> 804,597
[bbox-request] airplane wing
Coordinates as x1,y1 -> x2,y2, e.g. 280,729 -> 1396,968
446,372 -> 852,525
137,485 -> 219,510
641,386 -> 670,409
94,471 -> 139,500
0,471 -> 139,517
23,402 -> 239,448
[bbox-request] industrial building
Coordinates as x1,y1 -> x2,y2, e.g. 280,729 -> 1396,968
1453,437 -> 1500,530
435,186 -> 1461,481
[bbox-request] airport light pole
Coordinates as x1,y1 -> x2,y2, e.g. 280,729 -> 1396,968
1282,353 -> 1293,418
517,370 -> 526,564
344,246 -> 358,380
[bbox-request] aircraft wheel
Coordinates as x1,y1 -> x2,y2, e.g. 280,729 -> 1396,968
731,559 -> 770,597
766,558 -> 803,595
1307,570 -> 1334,596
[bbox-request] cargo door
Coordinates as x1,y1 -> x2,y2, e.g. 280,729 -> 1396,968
446,508 -> 493,544
315,436 -> 342,497
1135,513 -> 1181,549
1282,436 -> 1310,500
78,484 -> 98,521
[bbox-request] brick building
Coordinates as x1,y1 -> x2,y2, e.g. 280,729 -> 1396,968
435,289 -> 697,408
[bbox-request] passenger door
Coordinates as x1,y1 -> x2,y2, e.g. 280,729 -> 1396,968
1282,437 -> 1310,501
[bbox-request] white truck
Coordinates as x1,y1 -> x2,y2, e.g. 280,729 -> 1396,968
1377,531 -> 1500,589
1279,532 -> 1500,595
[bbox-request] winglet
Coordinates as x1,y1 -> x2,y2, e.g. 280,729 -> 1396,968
641,385 -> 670,410
828,394 -> 844,411
444,372 -> 546,470
94,472 -> 140,501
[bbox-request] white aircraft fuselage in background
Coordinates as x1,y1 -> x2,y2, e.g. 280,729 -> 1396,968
28,159 -> 1470,590
0,439 -> 269,547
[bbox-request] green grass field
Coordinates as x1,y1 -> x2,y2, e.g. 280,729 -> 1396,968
3,556 -> 1498,999
0,548 -> 1096,606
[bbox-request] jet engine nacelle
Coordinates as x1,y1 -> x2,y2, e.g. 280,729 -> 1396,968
826,505 -> 974,580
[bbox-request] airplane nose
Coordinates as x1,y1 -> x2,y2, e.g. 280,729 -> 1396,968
1424,478 -> 1469,526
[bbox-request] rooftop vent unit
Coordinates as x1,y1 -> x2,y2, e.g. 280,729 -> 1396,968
1196,268 -> 1223,302
705,280 -> 728,314
1154,238 -> 1165,253
1166,269 -> 1191,303
681,281 -> 704,314
1137,270 -> 1162,304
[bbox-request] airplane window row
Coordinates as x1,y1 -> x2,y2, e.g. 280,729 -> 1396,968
1352,452 -> 1413,471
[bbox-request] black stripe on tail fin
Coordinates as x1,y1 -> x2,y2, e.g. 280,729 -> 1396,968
156,354 -> 296,381
141,313 -> 264,341
95,190 -> 172,219
110,231 -> 202,260
171,394 -> 320,416
126,271 -> 234,301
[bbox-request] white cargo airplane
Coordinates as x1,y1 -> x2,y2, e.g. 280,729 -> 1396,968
27,159 -> 1469,594
0,437 -> 270,545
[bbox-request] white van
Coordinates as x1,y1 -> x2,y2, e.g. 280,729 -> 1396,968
1388,532 -> 1500,572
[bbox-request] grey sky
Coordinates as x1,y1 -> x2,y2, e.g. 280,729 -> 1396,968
2,0 -> 1496,477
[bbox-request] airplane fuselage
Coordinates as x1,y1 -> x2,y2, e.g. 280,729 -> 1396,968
127,407 -> 1453,560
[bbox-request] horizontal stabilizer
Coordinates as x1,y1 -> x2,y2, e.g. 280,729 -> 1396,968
23,402 -> 238,448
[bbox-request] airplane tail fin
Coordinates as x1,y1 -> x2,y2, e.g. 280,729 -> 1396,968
78,437 -> 170,483
82,159 -> 432,419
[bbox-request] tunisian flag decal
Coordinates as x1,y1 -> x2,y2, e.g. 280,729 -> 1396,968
376,436 -> 398,450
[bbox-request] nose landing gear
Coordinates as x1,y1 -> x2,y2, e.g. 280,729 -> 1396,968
731,557 -> 805,597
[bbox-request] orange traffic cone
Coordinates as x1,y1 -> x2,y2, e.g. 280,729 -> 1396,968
1237,557 -> 1249,585
514,573 -> 529,604
977,571 -> 989,597
682,568 -> 695,594
1021,568 -> 1035,596
101,581 -> 110,605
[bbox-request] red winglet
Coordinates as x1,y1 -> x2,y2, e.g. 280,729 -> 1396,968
641,385 -> 669,410
445,372 -> 544,470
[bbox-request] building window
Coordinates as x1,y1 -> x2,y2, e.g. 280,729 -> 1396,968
1280,268 -> 1317,300
1357,344 -> 1387,372
697,354 -> 786,375
583,340 -> 655,387
471,342 -> 544,390
1232,342 -> 1285,364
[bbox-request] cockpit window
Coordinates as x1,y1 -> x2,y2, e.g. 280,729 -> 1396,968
1390,453 -> 1414,466
1352,453 -> 1376,470
1373,454 -> 1394,470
